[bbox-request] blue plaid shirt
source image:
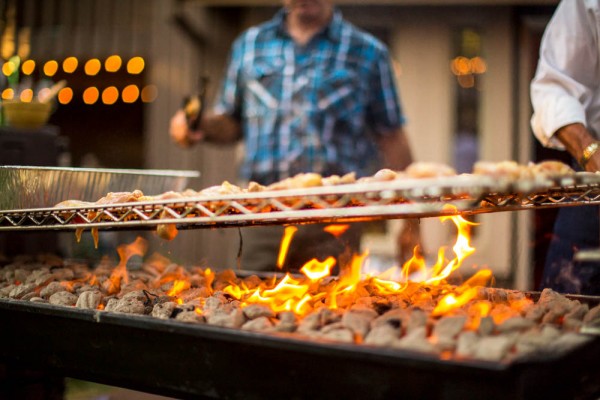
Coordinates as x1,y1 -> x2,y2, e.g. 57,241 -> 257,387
214,8 -> 405,184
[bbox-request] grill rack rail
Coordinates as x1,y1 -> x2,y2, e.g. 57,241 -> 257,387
2,173 -> 600,232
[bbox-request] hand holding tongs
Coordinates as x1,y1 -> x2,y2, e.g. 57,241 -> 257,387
183,75 -> 209,131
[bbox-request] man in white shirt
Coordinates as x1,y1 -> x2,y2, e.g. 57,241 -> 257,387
530,0 -> 600,295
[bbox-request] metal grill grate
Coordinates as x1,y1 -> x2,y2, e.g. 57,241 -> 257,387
2,173 -> 600,232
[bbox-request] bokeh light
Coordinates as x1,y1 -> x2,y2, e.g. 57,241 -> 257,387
127,56 -> 145,74
83,87 -> 100,104
470,56 -> 487,74
1,88 -> 14,100
21,59 -> 35,75
457,74 -> 475,89
105,55 -> 122,72
84,59 -> 101,76
450,56 -> 471,76
122,84 -> 140,103
37,87 -> 51,101
102,86 -> 119,105
20,88 -> 34,102
141,85 -> 157,102
43,60 -> 59,77
63,56 -> 78,73
2,61 -> 16,77
58,87 -> 73,105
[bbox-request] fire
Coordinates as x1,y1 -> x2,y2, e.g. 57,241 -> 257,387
420,211 -> 477,285
276,224 -> 349,269
465,301 -> 492,330
167,280 -> 190,297
87,206 -> 489,322
104,236 -> 148,295
323,224 -> 350,237
432,287 -> 480,317
218,205 -> 490,319
277,226 -> 298,269
300,257 -> 336,281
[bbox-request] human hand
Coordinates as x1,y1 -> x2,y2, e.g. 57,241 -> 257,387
555,124 -> 600,172
169,109 -> 204,148
396,218 -> 424,266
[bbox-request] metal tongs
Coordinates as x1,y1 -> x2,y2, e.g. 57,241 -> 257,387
183,75 -> 209,131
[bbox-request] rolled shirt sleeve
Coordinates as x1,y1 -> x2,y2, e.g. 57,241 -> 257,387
530,0 -> 600,149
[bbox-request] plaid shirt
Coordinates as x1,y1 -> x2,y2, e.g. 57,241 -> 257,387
214,8 -> 405,184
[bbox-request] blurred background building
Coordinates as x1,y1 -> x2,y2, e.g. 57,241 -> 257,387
3,0 -> 562,291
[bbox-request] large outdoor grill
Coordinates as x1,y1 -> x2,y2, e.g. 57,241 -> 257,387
1,166 -> 600,399
0,293 -> 599,400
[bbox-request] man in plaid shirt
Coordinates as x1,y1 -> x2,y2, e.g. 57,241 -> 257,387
171,0 -> 420,271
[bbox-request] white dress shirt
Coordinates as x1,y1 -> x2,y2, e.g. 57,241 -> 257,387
531,0 -> 600,149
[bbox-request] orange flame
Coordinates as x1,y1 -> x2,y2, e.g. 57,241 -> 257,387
426,212 -> 477,285
300,257 -> 336,281
167,280 -> 190,297
465,301 -> 491,330
204,268 -> 215,294
390,206 -> 478,287
219,206 -> 490,319
105,236 -> 148,295
432,287 -> 480,316
327,251 -> 367,310
277,226 -> 298,269
432,270 -> 492,316
323,224 -> 350,238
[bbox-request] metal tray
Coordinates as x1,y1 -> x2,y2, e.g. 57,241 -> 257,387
0,166 -> 200,210
2,172 -> 600,232
0,298 -> 598,400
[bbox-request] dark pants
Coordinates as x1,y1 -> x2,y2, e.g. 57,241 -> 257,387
240,223 -> 363,272
541,204 -> 600,295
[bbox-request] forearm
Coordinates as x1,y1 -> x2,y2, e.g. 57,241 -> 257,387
378,128 -> 414,171
554,123 -> 600,171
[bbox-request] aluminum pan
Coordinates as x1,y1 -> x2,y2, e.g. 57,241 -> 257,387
0,166 -> 200,210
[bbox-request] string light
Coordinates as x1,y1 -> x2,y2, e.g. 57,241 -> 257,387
2,61 -> 16,76
83,87 -> 99,104
127,56 -> 145,74
105,55 -> 122,72
21,59 -> 35,75
58,87 -> 73,105
84,58 -> 101,76
141,85 -> 157,102
63,57 -> 78,73
102,86 -> 119,105
122,84 -> 140,103
4,55 -> 155,106
43,60 -> 59,77
20,88 -> 34,102
1,88 -> 14,100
